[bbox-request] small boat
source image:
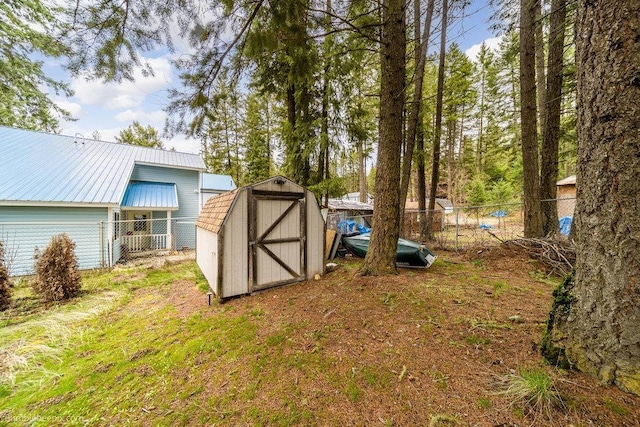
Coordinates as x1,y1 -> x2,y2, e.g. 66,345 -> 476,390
341,233 -> 437,268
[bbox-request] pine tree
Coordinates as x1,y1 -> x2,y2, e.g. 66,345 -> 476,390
243,93 -> 272,184
442,44 -> 476,204
543,0 -> 640,396
115,121 -> 164,149
1,0 -> 72,131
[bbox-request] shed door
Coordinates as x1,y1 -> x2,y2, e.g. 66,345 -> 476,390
249,190 -> 306,291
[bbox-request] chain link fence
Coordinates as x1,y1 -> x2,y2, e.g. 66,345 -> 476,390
2,198 -> 576,276
327,198 -> 576,252
0,217 -> 198,277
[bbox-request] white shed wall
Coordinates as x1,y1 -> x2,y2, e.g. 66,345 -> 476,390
222,189 -> 249,298
252,178 -> 303,194
196,227 -> 219,293
306,190 -> 325,277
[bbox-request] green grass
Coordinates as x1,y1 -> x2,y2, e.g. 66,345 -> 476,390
477,397 -> 492,409
465,334 -> 492,346
490,281 -> 508,297
603,398 -> 629,416
499,367 -> 564,421
0,261 -> 229,425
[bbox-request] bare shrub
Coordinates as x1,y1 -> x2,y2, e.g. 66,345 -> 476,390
32,234 -> 81,302
0,241 -> 11,311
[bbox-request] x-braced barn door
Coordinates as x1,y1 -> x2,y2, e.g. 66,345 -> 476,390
249,189 -> 306,291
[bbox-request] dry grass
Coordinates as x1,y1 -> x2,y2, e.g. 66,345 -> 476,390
0,291 -> 123,386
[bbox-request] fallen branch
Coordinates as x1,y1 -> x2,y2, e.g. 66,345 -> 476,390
505,238 -> 575,277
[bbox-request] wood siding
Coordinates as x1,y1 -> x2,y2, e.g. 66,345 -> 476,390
306,190 -> 325,278
0,206 -> 108,276
222,190 -> 248,297
196,226 -> 219,295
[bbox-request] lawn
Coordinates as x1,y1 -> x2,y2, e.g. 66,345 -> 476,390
1,251 -> 638,426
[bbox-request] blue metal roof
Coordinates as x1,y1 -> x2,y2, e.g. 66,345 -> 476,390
201,173 -> 236,192
0,126 -> 205,205
121,182 -> 178,210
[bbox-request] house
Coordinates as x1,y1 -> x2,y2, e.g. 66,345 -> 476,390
404,198 -> 454,234
0,126 -> 206,275
404,198 -> 454,213
196,176 -> 325,300
340,192 -> 374,204
200,173 -> 236,207
326,198 -> 374,231
556,175 -> 576,217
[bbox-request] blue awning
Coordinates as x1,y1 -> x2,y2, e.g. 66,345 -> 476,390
121,182 -> 178,210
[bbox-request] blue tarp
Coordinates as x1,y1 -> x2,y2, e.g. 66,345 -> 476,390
337,219 -> 371,235
489,210 -> 507,218
559,216 -> 573,236
479,224 -> 493,230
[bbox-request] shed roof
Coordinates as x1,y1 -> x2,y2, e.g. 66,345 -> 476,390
436,198 -> 454,209
327,198 -> 374,211
121,182 -> 179,210
196,190 -> 238,234
557,175 -> 576,186
0,126 -> 205,205
202,173 -> 236,192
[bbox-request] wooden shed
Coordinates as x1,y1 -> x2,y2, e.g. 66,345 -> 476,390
196,176 -> 325,300
556,175 -> 576,217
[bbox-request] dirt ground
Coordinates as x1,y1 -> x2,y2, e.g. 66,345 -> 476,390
162,246 -> 640,426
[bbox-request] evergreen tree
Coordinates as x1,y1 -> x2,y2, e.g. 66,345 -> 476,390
243,93 -> 272,183
442,44 -> 476,204
115,121 -> 164,148
1,0 -> 72,131
199,74 -> 243,182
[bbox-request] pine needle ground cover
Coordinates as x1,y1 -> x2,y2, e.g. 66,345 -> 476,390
0,253 -> 638,426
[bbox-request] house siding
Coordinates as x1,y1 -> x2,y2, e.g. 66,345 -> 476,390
222,190 -> 249,297
306,190 -> 325,279
0,206 -> 109,276
130,164 -> 200,248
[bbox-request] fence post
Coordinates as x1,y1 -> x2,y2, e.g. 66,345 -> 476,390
455,209 -> 459,251
99,221 -> 105,268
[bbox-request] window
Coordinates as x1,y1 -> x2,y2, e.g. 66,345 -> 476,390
134,214 -> 147,232
113,212 -> 121,239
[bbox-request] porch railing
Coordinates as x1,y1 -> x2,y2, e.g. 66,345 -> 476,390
121,234 -> 170,252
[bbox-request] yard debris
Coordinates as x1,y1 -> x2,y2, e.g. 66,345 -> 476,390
508,315 -> 524,323
505,238 -> 575,277
399,365 -> 408,381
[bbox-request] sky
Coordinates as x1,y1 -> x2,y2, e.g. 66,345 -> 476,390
47,1 -> 502,155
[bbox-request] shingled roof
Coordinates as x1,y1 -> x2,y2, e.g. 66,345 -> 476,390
196,190 -> 238,233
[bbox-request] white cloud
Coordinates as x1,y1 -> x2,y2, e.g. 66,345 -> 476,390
70,56 -> 173,110
465,36 -> 503,61
114,109 -> 167,124
166,136 -> 201,154
54,99 -> 84,118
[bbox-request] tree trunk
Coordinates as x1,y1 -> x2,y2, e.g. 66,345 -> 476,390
520,0 -> 543,237
540,0 -> 566,236
358,137 -> 367,203
399,0 -> 435,219
417,128 -> 428,239
426,0 -> 448,238
477,59 -> 485,174
542,0 -> 640,396
535,0 -> 547,144
319,0 -> 332,205
360,0 -> 406,276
